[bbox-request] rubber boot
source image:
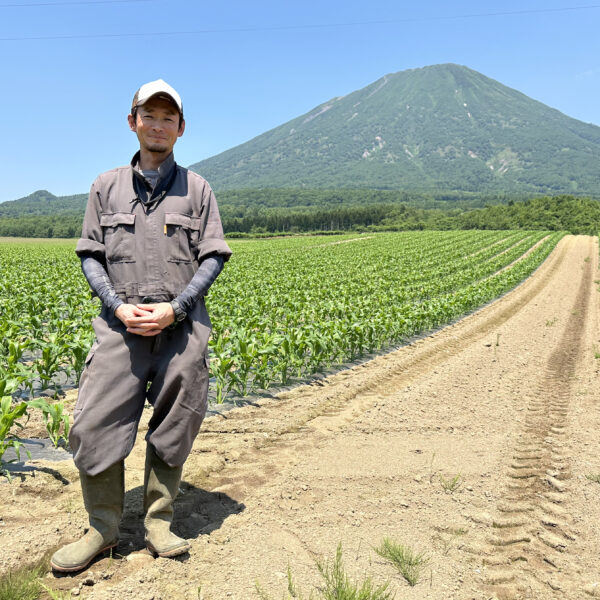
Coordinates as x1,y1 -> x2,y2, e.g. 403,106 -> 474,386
51,461 -> 124,572
144,444 -> 191,557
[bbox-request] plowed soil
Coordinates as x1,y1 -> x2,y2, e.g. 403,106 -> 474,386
3,234 -> 600,600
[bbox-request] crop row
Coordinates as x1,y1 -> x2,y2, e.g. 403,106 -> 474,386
0,231 -> 564,405
206,231 -> 562,400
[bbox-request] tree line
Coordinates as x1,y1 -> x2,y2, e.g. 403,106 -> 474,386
0,194 -> 598,239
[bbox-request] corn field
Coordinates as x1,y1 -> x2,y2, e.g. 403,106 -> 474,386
0,231 -> 563,404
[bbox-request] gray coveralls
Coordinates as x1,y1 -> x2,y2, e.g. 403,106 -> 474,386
71,153 -> 232,476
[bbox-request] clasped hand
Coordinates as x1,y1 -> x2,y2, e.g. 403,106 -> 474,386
115,302 -> 175,336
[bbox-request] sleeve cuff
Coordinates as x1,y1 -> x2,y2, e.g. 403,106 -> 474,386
197,238 -> 233,262
76,238 -> 105,259
109,297 -> 124,314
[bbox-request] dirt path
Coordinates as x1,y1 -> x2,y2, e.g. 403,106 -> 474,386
3,234 -> 600,600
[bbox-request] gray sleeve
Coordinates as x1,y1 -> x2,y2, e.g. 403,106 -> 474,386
196,184 -> 233,262
80,255 -> 124,314
174,255 -> 224,315
76,179 -> 105,259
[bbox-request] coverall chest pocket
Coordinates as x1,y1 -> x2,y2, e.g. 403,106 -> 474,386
100,213 -> 136,263
164,213 -> 201,263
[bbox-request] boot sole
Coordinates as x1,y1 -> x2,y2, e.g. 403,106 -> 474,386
146,542 -> 191,558
50,542 -> 118,573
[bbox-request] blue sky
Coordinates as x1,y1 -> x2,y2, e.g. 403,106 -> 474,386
1,0 -> 599,202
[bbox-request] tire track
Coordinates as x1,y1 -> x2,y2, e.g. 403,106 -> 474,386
189,237 -> 572,499
468,237 -> 593,599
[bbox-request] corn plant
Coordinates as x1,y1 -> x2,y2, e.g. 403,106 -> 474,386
64,330 -> 94,384
230,334 -> 258,396
34,333 -> 65,389
27,398 -> 70,448
209,333 -> 239,403
5,341 -> 26,371
0,387 -> 31,480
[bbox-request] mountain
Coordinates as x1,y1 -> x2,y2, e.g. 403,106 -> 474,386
189,63 -> 600,195
0,190 -> 86,216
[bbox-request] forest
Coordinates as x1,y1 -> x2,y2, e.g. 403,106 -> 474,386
0,193 -> 598,238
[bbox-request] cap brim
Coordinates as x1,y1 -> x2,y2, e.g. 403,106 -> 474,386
136,93 -> 181,113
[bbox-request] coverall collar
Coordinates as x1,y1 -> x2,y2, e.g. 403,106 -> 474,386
131,151 -> 177,206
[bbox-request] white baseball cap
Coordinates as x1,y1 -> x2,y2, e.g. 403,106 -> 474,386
131,79 -> 183,116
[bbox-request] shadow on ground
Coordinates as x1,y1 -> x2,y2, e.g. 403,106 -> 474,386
118,481 -> 245,555
50,482 -> 244,578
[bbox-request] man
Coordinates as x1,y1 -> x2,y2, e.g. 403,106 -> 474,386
51,79 -> 232,572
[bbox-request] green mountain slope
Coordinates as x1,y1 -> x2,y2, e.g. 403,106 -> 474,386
0,190 -> 87,217
189,63 -> 600,194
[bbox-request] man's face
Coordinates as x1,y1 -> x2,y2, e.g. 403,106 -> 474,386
128,97 -> 185,155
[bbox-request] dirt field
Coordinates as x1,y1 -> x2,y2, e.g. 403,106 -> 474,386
2,234 -> 600,600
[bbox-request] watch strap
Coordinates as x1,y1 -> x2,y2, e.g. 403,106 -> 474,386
170,299 -> 187,322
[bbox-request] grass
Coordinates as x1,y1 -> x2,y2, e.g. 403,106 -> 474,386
427,451 -> 437,483
254,585 -> 271,600
317,544 -> 393,600
0,554 -> 73,600
285,566 -> 300,598
585,473 -> 600,484
545,317 -> 557,327
61,496 -> 79,514
446,526 -> 468,536
432,525 -> 468,555
0,560 -> 46,600
375,538 -> 428,587
428,455 -> 463,494
439,473 -> 462,493
255,543 -> 393,599
39,585 -> 73,600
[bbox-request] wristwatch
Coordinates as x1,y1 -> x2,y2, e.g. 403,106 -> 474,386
170,299 -> 187,324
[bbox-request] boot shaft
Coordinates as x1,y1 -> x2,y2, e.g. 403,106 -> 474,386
144,444 -> 183,517
51,461 -> 124,572
143,444 -> 190,557
82,460 -> 125,535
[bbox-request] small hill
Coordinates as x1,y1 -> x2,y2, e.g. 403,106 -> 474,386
0,190 -> 87,217
189,64 -> 600,195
